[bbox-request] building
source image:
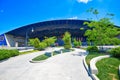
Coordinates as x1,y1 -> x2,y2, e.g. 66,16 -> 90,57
0,19 -> 90,47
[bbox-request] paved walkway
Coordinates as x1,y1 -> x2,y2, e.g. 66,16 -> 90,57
0,47 -> 92,80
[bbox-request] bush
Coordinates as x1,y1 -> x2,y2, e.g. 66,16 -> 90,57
73,39 -> 81,48
43,36 -> 56,47
34,38 -> 40,48
108,47 -> 120,58
10,49 -> 19,56
87,46 -> 99,52
63,32 -> 72,49
38,42 -> 47,50
0,49 -> 19,60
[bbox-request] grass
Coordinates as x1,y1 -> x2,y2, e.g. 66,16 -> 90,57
32,49 -> 74,61
85,52 -> 105,66
32,51 -> 59,61
19,50 -> 39,55
32,54 -> 49,61
60,49 -> 74,53
96,57 -> 120,80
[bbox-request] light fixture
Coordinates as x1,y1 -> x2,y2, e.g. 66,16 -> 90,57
31,27 -> 34,32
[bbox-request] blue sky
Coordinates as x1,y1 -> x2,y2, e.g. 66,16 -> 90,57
0,0 -> 120,34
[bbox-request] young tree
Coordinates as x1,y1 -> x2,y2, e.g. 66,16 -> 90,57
43,36 -> 56,47
63,32 -> 72,49
29,38 -> 40,48
33,38 -> 40,48
73,38 -> 82,47
84,8 -> 120,46
39,42 -> 47,50
28,39 -> 35,46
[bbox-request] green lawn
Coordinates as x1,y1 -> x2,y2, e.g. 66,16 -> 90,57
86,52 -> 120,80
85,52 -> 105,66
32,49 -> 74,61
32,54 -> 49,61
32,51 -> 60,61
96,57 -> 120,80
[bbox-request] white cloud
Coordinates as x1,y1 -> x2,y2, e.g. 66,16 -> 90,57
77,0 -> 92,4
68,16 -> 78,19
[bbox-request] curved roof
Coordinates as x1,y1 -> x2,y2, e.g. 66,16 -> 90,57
6,19 -> 89,38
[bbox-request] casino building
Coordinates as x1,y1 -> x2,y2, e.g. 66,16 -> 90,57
0,19 -> 91,47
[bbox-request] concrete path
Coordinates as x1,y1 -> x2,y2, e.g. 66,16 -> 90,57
0,47 -> 92,80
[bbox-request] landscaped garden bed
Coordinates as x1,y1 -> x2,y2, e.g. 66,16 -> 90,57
31,49 -> 74,62
85,46 -> 120,80
85,52 -> 105,66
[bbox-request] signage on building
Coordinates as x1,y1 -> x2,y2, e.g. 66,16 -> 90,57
0,34 -> 7,46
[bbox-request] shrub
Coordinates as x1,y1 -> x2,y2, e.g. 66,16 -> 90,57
63,32 -> 72,49
108,47 -> 120,58
0,49 -> 19,60
73,38 -> 81,47
43,36 -> 56,47
9,49 -> 19,56
34,38 -> 40,48
38,42 -> 47,50
87,46 -> 99,52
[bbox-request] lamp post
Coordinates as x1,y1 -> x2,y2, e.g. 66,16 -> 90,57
25,27 -> 34,47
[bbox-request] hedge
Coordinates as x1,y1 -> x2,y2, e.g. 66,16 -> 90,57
0,49 -> 19,60
108,47 -> 120,58
87,46 -> 99,52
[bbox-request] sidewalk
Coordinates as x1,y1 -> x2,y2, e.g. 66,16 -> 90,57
0,48 -> 92,80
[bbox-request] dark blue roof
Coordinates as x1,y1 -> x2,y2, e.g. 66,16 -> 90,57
6,19 -> 89,38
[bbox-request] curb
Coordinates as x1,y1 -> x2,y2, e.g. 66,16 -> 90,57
29,59 -> 46,63
83,55 -> 110,80
83,56 -> 91,76
83,56 -> 96,80
90,55 -> 110,74
90,55 -> 110,80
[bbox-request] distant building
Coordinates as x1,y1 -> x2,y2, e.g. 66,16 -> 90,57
0,19 -> 99,47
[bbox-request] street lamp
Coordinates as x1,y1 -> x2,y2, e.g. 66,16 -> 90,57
25,27 -> 34,47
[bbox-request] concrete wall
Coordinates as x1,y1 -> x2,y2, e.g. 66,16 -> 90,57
5,34 -> 25,47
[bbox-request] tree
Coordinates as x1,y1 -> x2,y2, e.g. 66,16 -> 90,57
73,38 -> 82,47
39,42 -> 47,50
87,8 -> 99,20
43,36 -> 56,47
33,38 -> 40,48
29,38 -> 40,48
84,8 -> 120,46
28,39 -> 35,46
63,32 -> 72,49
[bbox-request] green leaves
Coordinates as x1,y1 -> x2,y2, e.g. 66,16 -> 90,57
86,8 -> 99,20
29,37 -> 57,50
43,36 -> 56,46
73,38 -> 81,47
0,49 -> 19,60
84,16 -> 120,46
93,9 -> 99,15
108,47 -> 120,57
63,32 -> 72,49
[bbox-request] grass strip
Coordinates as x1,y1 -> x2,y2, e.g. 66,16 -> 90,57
85,52 -> 105,66
32,54 -> 49,61
19,50 -> 39,55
